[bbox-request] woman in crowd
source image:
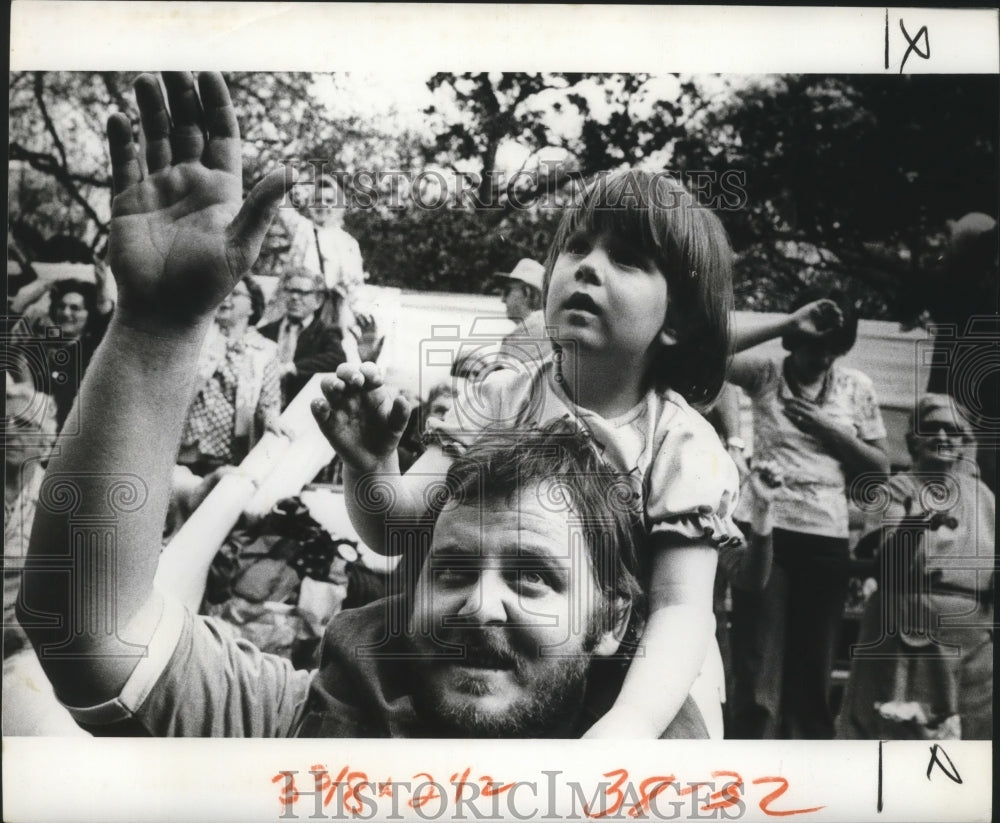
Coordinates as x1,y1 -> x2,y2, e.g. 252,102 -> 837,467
179,275 -> 288,476
44,278 -> 111,431
727,290 -> 890,739
836,394 -> 994,740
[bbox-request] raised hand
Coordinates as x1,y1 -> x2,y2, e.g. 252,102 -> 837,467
787,298 -> 843,339
107,72 -> 291,327
353,313 -> 385,364
311,362 -> 412,472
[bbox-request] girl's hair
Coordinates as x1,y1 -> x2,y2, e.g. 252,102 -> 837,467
781,288 -> 858,356
241,274 -> 266,326
542,169 -> 734,408
48,279 -> 99,324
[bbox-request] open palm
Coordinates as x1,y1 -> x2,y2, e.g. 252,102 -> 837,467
107,72 -> 288,325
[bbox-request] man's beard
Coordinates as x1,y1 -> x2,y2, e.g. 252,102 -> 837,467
408,626 -> 597,738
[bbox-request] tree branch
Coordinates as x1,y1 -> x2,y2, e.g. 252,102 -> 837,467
34,73 -> 69,171
9,143 -> 110,188
9,142 -> 108,230
99,72 -> 132,118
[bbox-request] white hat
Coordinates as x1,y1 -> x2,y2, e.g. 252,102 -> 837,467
497,258 -> 545,293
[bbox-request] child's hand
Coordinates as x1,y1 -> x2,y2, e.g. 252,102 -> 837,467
107,72 -> 291,331
787,299 -> 843,339
311,362 -> 412,472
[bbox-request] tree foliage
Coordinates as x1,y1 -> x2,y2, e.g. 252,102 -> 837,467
669,75 -> 999,321
8,71 -> 997,319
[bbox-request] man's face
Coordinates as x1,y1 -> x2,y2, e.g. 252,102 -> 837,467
282,276 -> 321,322
911,409 -> 969,468
788,338 -> 839,383
502,281 -> 535,322
407,485 -> 621,736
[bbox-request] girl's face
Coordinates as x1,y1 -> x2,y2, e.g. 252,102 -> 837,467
53,292 -> 89,339
545,229 -> 669,365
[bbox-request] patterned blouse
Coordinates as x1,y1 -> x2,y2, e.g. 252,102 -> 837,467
182,328 -> 281,465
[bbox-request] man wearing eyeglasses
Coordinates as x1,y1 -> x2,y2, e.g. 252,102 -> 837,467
259,270 -> 346,406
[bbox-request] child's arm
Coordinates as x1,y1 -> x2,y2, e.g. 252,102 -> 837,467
732,298 -> 843,353
311,363 -> 452,553
582,539 -> 718,738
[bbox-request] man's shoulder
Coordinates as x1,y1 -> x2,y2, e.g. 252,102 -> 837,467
322,597 -> 398,651
299,596 -> 413,737
317,596 -> 410,695
257,320 -> 280,340
303,314 -> 343,340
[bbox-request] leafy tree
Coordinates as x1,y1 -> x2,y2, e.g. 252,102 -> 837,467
669,74 -> 999,321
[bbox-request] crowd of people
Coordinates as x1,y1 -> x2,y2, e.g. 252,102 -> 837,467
6,71 -> 996,743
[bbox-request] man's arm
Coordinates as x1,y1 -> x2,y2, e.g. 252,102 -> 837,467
16,72 -> 290,708
732,299 -> 843,353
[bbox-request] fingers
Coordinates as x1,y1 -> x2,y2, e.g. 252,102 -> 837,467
107,113 -> 142,196
134,74 -> 172,173
198,71 -> 241,174
226,166 -> 297,275
132,71 -> 238,175
387,394 -> 412,436
334,361 -> 384,389
161,72 -> 205,163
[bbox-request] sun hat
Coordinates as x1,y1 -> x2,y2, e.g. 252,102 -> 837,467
496,258 -> 545,293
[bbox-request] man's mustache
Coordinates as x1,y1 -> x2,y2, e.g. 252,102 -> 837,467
428,626 -> 525,673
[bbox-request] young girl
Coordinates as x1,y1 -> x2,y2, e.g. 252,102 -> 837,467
313,169 -> 809,738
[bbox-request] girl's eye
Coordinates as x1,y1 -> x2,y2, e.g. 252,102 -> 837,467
563,234 -> 591,255
608,246 -> 644,270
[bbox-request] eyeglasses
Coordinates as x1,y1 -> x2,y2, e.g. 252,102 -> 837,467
921,422 -> 964,437
283,288 -> 316,297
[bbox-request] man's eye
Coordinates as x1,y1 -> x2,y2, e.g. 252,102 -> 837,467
435,568 -> 475,586
515,570 -> 552,592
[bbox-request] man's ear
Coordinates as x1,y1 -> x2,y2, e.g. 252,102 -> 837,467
593,598 -> 633,658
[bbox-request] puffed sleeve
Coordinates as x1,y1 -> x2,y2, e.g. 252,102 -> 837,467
645,407 -> 744,548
